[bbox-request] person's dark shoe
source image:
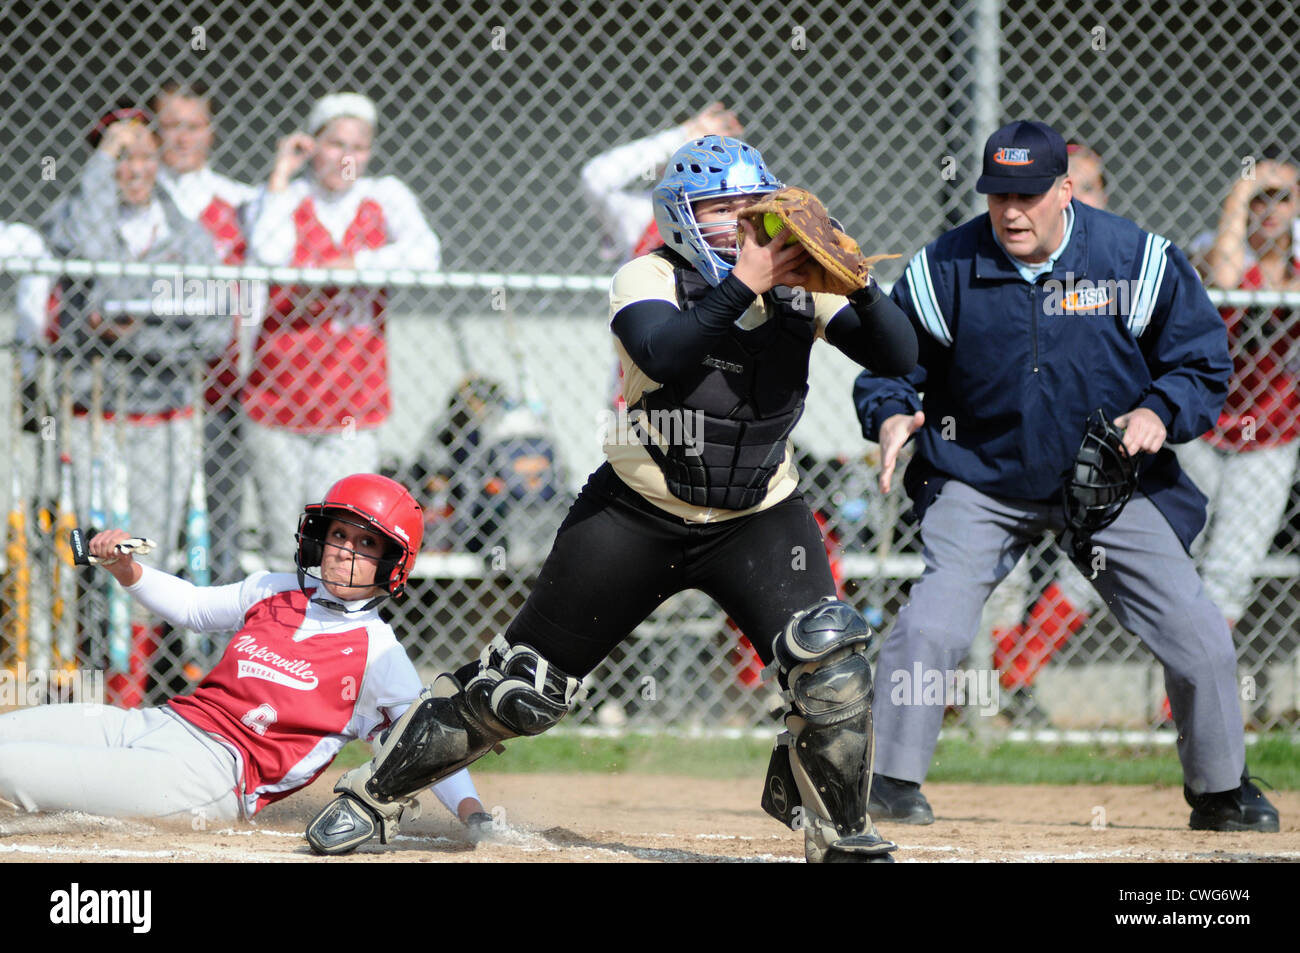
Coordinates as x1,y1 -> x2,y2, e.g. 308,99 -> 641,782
868,774 -> 934,825
1186,772 -> 1280,833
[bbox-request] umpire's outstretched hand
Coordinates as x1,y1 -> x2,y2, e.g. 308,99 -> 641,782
878,411 -> 925,493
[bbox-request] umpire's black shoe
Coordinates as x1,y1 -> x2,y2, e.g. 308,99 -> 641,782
868,774 -> 934,825
1186,772 -> 1280,833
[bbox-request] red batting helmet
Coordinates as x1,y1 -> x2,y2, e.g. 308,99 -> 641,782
296,473 -> 424,600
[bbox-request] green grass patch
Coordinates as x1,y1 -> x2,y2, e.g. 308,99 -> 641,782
928,735 -> 1300,788
331,733 -> 1300,788
331,734 -> 774,778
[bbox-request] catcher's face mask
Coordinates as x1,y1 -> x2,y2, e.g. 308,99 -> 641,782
652,135 -> 783,286
692,194 -> 761,253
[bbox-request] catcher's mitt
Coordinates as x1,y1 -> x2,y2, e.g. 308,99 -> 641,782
737,187 -> 898,296
1059,409 -> 1137,575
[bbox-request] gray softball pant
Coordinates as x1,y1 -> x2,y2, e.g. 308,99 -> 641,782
0,703 -> 242,821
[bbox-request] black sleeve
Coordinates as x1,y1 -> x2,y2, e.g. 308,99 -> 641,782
824,281 -> 919,376
610,273 -> 757,382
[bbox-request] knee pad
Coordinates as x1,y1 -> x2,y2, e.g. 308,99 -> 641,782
307,639 -> 581,856
761,599 -> 893,861
461,636 -> 582,738
366,636 -> 581,803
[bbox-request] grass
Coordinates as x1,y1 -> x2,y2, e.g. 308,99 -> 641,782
331,732 -> 1300,788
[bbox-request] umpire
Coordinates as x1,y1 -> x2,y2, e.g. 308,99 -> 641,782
854,120 -> 1279,833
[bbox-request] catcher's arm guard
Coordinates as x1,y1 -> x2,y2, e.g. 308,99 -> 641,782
1059,409 -> 1138,577
737,187 -> 898,296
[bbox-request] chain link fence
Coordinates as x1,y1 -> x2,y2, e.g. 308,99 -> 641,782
2,0 -> 1298,734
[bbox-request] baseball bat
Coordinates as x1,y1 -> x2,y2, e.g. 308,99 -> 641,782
106,375 -> 131,674
52,372 -> 78,673
182,358 -> 212,673
26,348 -> 54,674
85,355 -> 108,664
69,528 -> 156,565
2,352 -> 31,669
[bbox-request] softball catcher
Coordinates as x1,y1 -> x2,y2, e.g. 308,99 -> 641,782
306,136 -> 919,862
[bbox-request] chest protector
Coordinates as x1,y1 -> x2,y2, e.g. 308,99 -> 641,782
635,250 -> 815,511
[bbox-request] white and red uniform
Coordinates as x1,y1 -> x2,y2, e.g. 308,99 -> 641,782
157,166 -> 257,264
244,177 -> 441,561
246,175 -> 440,432
579,124 -> 689,263
1176,254 -> 1300,620
0,566 -> 478,821
157,165 -> 262,408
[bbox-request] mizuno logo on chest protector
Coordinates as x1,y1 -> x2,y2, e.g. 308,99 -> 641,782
703,355 -> 744,374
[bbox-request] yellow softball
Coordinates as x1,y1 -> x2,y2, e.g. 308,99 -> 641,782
764,212 -> 798,246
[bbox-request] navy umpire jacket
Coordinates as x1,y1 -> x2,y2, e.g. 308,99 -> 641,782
853,198 -> 1230,551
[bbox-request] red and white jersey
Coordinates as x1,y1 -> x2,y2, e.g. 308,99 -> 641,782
129,566 -> 422,817
157,166 -> 262,408
579,124 -> 689,263
1204,255 -> 1300,450
157,165 -> 259,265
244,176 -> 440,432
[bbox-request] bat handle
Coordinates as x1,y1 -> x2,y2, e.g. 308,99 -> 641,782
69,528 -> 157,566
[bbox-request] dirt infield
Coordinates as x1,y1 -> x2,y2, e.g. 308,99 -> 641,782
3,767 -> 1299,863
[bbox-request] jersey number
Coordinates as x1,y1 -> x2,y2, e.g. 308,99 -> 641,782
241,703 -> 279,736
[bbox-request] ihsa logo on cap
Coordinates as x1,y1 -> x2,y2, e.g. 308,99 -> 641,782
993,147 -> 1033,166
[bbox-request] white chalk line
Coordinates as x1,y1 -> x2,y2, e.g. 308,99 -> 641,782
0,843 -> 189,859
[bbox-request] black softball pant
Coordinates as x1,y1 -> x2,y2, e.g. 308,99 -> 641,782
491,463 -> 837,679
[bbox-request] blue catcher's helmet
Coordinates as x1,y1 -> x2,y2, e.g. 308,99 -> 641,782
652,136 -> 784,286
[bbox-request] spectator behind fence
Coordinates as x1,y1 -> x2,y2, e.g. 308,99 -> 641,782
40,109 -> 227,702
245,92 -> 441,565
1176,156 -> 1300,630
581,101 -> 744,265
404,376 -> 507,551
151,80 -> 263,586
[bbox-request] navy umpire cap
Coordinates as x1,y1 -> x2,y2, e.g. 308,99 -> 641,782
976,120 -> 1068,195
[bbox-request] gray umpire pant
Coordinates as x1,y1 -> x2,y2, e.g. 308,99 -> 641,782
872,480 -> 1245,796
